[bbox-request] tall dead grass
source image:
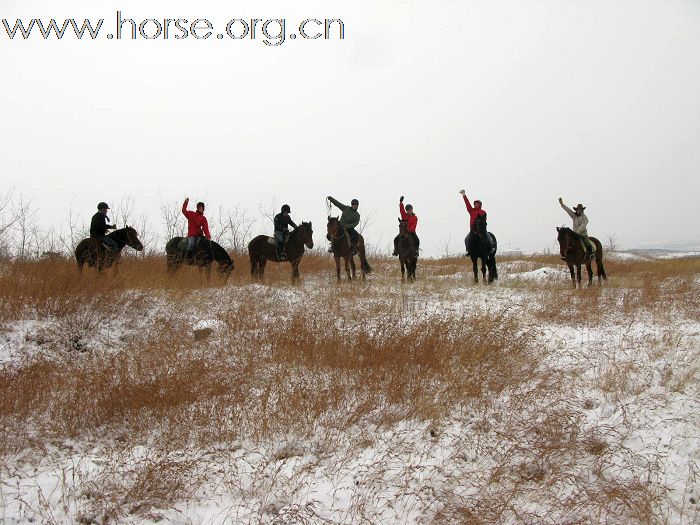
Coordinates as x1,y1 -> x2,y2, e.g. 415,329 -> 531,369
0,254 -> 697,522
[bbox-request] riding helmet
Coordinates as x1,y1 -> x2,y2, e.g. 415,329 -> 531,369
405,204 -> 413,211
281,204 -> 291,213
351,199 -> 359,205
97,202 -> 110,210
196,201 -> 205,209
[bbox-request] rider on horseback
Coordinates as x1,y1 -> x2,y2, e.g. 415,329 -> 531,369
90,202 -> 118,251
273,204 -> 297,261
559,198 -> 594,260
393,196 -> 419,257
182,198 -> 211,258
460,190 -> 495,255
327,196 -> 360,255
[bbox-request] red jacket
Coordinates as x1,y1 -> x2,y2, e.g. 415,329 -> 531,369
182,199 -> 211,239
463,194 -> 486,229
399,202 -> 418,233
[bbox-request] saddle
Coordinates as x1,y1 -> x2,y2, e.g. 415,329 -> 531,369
178,237 -> 209,252
267,231 -> 292,245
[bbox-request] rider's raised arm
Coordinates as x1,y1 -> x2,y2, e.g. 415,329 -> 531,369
328,196 -> 346,211
399,201 -> 408,220
462,194 -> 473,214
182,198 -> 190,216
560,201 -> 575,219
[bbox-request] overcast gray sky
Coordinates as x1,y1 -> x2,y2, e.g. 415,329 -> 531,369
1,0 -> 699,255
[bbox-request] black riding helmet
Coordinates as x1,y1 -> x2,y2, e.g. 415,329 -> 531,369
351,199 -> 359,206
281,204 -> 291,213
405,204 -> 413,211
97,202 -> 109,210
196,201 -> 205,209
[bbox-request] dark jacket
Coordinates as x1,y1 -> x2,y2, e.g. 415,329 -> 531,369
274,212 -> 297,232
328,197 -> 360,230
90,212 -> 112,237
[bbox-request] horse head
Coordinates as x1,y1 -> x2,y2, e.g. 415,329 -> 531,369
326,216 -> 342,238
556,226 -> 573,258
124,226 -> 144,251
398,219 -> 409,237
474,214 -> 488,238
299,221 -> 314,249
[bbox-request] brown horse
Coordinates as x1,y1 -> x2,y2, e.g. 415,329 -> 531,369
75,227 -> 144,273
248,222 -> 314,282
326,217 -> 372,281
397,219 -> 417,282
165,237 -> 234,281
557,227 -> 607,288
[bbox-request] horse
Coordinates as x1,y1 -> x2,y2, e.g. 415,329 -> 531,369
326,217 -> 372,281
556,227 -> 607,288
75,227 -> 144,273
397,219 -> 417,282
464,215 -> 498,283
247,222 -> 314,282
165,237 -> 234,281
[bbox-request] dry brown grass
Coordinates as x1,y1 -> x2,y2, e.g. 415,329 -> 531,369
0,253 -> 697,523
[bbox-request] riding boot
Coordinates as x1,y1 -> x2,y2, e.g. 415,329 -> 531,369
586,248 -> 595,261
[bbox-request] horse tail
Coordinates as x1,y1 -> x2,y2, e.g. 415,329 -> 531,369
359,243 -> 372,274
248,246 -> 258,275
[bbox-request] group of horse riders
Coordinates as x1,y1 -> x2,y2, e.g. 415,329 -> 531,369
89,192 -> 595,261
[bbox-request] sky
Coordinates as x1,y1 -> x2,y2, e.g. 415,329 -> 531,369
1,0 -> 699,255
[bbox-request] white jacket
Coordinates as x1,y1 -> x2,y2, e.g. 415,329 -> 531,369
561,203 -> 589,236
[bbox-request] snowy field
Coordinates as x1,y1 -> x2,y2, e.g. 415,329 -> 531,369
0,254 -> 698,524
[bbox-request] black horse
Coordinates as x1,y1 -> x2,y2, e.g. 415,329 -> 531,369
557,227 -> 607,288
75,227 -> 144,273
165,237 -> 234,281
464,215 -> 498,283
396,219 -> 417,282
248,222 -> 314,282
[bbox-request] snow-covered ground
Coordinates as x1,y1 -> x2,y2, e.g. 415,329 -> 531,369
1,259 -> 698,524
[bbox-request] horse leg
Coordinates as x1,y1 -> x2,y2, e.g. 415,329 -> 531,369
481,258 -> 487,283
258,258 -> 267,278
567,263 -> 576,288
576,264 -> 582,288
335,256 -> 341,282
585,261 -> 593,287
290,259 -> 300,283
472,257 -> 478,283
400,256 -> 406,282
346,256 -> 353,281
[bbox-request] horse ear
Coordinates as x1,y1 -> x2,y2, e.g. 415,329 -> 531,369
556,227 -> 561,232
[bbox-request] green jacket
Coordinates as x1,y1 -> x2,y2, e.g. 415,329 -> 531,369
328,197 -> 360,230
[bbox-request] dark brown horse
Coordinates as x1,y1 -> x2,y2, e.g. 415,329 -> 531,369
248,222 -> 314,282
326,217 -> 372,281
556,227 -> 607,288
464,215 -> 498,283
397,219 -> 417,282
165,237 -> 234,281
75,227 -> 144,273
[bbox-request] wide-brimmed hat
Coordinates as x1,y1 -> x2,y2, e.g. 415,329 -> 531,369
573,204 -> 586,212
